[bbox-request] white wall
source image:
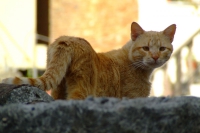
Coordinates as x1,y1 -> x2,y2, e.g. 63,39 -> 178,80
0,0 -> 36,70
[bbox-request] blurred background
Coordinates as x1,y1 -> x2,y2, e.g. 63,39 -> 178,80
0,0 -> 200,97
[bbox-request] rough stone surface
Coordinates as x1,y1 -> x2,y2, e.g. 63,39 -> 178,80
0,93 -> 200,133
0,84 -> 53,105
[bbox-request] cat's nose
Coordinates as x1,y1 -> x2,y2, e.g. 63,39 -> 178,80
152,56 -> 159,61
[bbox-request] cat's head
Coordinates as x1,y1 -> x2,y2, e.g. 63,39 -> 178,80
128,22 -> 176,70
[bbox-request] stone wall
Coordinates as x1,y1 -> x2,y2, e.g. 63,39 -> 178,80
1,84 -> 200,133
49,0 -> 138,52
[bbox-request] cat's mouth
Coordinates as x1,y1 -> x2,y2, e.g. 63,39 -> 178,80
144,60 -> 164,69
132,58 -> 165,70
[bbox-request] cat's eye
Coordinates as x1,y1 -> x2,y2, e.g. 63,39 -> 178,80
142,46 -> 149,51
159,47 -> 166,51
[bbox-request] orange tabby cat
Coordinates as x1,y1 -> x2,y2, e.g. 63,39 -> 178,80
2,22 -> 176,100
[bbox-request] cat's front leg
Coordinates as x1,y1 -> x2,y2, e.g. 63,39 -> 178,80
67,88 -> 88,100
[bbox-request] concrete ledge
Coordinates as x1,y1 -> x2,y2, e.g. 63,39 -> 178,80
0,84 -> 200,133
1,97 -> 200,133
0,84 -> 53,105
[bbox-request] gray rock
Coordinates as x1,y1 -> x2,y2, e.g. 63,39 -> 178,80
0,84 -> 54,105
0,96 -> 200,133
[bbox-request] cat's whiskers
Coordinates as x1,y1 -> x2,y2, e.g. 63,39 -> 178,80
132,61 -> 145,70
120,59 -> 147,73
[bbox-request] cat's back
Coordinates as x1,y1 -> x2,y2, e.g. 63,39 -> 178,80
50,36 -> 95,53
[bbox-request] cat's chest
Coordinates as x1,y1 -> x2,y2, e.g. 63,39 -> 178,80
119,68 -> 150,87
95,60 -> 121,97
97,60 -> 120,84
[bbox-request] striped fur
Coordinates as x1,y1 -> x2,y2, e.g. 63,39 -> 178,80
1,22 -> 176,100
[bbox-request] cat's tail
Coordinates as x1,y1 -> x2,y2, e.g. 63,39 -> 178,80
1,36 -> 73,91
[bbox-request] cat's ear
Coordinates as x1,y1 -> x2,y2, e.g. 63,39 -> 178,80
131,22 -> 144,41
163,24 -> 176,43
